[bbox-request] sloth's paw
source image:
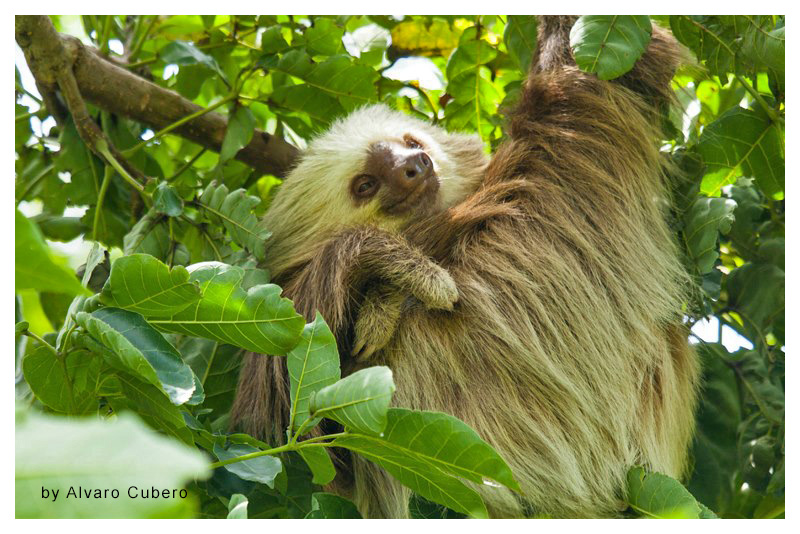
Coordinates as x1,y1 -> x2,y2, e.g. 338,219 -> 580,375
352,287 -> 404,360
415,266 -> 459,311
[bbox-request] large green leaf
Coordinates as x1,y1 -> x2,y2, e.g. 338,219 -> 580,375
301,17 -> 344,56
726,262 -> 785,332
444,26 -> 500,140
310,366 -> 395,435
337,408 -> 519,492
76,307 -> 196,405
626,467 -> 711,518
504,16 -> 537,74
570,15 -> 652,80
152,182 -> 184,217
111,374 -> 194,445
287,313 -> 341,435
227,494 -> 248,519
146,262 -> 305,355
100,254 -> 201,317
123,210 -> 171,259
332,421 -> 489,517
214,443 -> 283,488
670,16 -> 737,78
697,107 -> 784,199
687,344 -> 741,516
297,446 -> 337,486
682,197 -> 737,274
198,182 -> 269,261
15,410 -> 209,518
179,338 -> 242,417
268,50 -> 379,120
22,346 -> 101,414
15,209 -> 89,297
305,493 -> 361,519
739,17 -> 785,74
219,105 -> 256,163
159,40 -> 228,82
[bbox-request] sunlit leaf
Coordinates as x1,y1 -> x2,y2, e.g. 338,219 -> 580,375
570,15 -> 652,80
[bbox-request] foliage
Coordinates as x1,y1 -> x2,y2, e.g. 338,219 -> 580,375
15,14 -> 784,519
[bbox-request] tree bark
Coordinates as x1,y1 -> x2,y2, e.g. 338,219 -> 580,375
15,15 -> 299,178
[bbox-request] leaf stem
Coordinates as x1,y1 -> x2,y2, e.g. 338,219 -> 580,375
95,141 -> 146,193
93,165 -> 114,241
22,330 -> 56,354
124,94 -> 236,157
166,148 -> 207,182
209,443 -> 294,469
210,434 -> 341,470
734,74 -> 783,125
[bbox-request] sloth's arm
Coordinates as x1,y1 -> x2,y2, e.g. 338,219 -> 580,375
282,226 -> 457,338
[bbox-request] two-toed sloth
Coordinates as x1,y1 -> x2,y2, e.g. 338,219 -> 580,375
232,16 -> 700,518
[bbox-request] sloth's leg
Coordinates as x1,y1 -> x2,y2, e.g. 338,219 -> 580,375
352,284 -> 406,360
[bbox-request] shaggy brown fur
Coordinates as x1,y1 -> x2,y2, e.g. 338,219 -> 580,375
232,17 -> 699,518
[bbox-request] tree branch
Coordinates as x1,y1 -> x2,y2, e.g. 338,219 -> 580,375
15,15 -> 299,178
15,15 -> 146,186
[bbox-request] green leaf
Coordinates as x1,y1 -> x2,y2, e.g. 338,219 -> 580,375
310,366 -> 395,435
297,446 -> 336,486
344,408 -> 519,491
670,16 -> 737,78
146,262 -> 305,355
305,493 -> 362,519
740,18 -> 785,75
76,307 -> 196,405
22,347 -> 101,414
683,197 -> 737,274
227,494 -> 248,519
445,27 -> 500,140
570,15 -> 652,80
288,313 -> 341,435
111,374 -> 193,444
198,182 -> 269,261
153,182 -> 184,217
726,262 -> 785,332
303,18 -> 344,56
32,214 -> 89,242
270,51 -> 379,119
261,25 -> 290,54
100,254 -> 202,318
687,344 -> 741,515
179,338 -> 242,416
160,40 -> 228,82
626,466 -> 702,518
333,438 -> 487,516
123,210 -> 171,259
220,105 -> 256,163
15,410 -> 209,518
214,443 -> 283,488
504,16 -> 537,74
697,106 -> 784,199
15,209 -> 89,297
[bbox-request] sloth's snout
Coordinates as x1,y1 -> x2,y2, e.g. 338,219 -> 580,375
396,152 -> 433,188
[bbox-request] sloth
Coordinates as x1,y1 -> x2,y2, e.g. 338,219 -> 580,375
232,16 -> 700,518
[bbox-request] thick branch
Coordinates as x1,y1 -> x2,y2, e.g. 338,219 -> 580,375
15,15 -> 299,178
15,15 -> 146,185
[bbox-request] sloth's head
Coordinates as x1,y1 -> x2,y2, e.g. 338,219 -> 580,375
263,104 -> 488,277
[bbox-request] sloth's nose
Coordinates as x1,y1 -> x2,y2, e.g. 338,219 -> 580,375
399,152 -> 432,184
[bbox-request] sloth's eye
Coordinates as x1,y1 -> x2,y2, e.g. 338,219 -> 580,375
404,136 -> 423,150
352,175 -> 379,198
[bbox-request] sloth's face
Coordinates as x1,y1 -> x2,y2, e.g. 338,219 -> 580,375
349,132 -> 441,217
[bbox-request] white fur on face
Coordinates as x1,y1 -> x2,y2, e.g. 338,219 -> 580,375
262,104 -> 487,275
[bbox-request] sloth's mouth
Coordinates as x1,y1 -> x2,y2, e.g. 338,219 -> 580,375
382,173 -> 440,216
